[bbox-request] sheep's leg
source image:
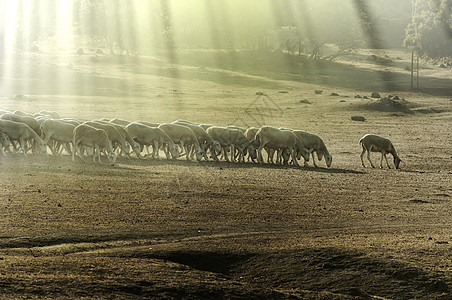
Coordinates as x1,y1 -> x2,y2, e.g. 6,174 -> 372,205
290,148 -> 300,167
384,153 -> 391,169
153,140 -> 160,159
189,145 -> 195,160
257,145 -> 265,164
162,143 -> 171,159
92,146 -> 97,163
360,148 -> 366,167
19,138 -> 28,157
230,144 -> 236,162
276,149 -> 283,165
312,151 -> 318,167
265,148 -> 274,164
211,147 -> 220,162
223,147 -> 230,162
366,150 -> 375,168
72,141 -> 77,161
184,145 -> 191,160
96,145 -> 102,163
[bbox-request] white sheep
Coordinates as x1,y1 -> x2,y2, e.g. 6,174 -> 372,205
359,134 -> 401,169
0,119 -> 46,156
254,126 -> 310,167
125,122 -> 178,159
206,126 -> 255,163
158,123 -> 204,161
1,112 -> 42,136
101,121 -> 141,158
109,118 -> 132,126
173,121 -> 222,160
292,130 -> 333,168
36,110 -> 60,119
72,124 -> 116,164
40,119 -> 76,156
0,131 -> 12,156
84,121 -> 131,158
244,127 -> 261,163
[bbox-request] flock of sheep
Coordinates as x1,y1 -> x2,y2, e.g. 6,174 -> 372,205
0,109 -> 402,169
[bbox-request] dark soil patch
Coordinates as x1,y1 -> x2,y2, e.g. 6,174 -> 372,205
358,97 -> 414,113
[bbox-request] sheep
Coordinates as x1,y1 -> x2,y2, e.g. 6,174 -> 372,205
244,127 -> 261,163
0,131 -> 12,156
254,126 -> 309,167
292,130 -> 333,168
72,124 -> 116,164
60,118 -> 83,126
36,110 -> 60,119
125,122 -> 178,159
100,121 -> 141,158
0,119 -> 46,157
359,134 -> 401,169
83,121 -> 131,158
109,118 -> 132,126
199,124 -> 214,131
206,126 -> 256,163
136,121 -> 160,128
226,125 -> 246,133
1,112 -> 41,136
173,121 -> 222,160
158,123 -> 204,161
40,119 -> 76,156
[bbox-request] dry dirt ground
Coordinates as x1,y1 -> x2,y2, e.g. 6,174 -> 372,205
0,49 -> 451,299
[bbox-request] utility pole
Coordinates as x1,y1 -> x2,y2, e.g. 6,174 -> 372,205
411,48 -> 414,90
410,0 -> 414,90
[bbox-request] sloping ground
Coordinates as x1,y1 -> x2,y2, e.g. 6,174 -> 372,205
1,49 -> 451,299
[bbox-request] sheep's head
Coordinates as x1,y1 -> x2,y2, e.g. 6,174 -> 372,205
325,154 -> 333,168
280,148 -> 289,163
107,151 -> 117,166
39,141 -> 47,154
394,156 -> 401,169
195,147 -> 204,161
298,146 -> 310,162
212,140 -> 222,155
248,145 -> 257,160
124,141 -> 131,153
169,144 -> 178,159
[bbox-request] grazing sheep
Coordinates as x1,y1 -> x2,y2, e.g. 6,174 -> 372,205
101,121 -> 141,158
206,126 -> 255,163
136,121 -> 160,128
60,118 -> 83,126
37,110 -> 60,119
292,130 -> 333,168
158,123 -> 204,161
40,119 -> 76,156
254,126 -> 309,167
199,124 -> 214,131
1,112 -> 41,136
125,122 -> 178,159
0,119 -> 46,156
359,134 -> 401,169
173,121 -> 222,160
109,118 -> 132,126
72,124 -> 116,164
84,121 -> 131,158
0,132 -> 12,156
226,125 -> 246,133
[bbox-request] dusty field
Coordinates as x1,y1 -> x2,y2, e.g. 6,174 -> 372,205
0,49 -> 451,299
